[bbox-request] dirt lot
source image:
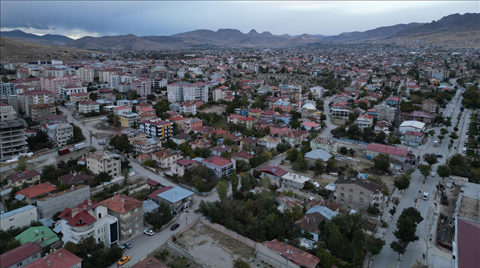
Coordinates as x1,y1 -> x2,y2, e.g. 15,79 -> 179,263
331,118 -> 346,126
174,221 -> 260,268
199,104 -> 226,114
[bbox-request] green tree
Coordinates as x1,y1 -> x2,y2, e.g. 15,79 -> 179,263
449,132 -> 459,140
418,164 -> 431,180
436,165 -> 451,183
292,155 -> 309,172
365,235 -> 385,256
216,180 -> 229,202
314,159 -> 325,178
326,156 -> 336,173
1,74 -> 8,83
15,156 -> 27,172
340,146 -> 348,154
375,131 -> 386,144
374,153 -> 390,172
233,258 -> 250,268
423,153 -> 438,167
394,174 -> 411,192
390,207 -> 423,255
109,134 -> 132,153
230,170 -> 239,193
70,123 -> 85,143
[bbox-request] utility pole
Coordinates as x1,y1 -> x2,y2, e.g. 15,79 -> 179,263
89,130 -> 93,147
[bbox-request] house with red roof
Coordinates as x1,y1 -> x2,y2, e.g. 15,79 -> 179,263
7,170 -> 41,188
152,149 -> 183,169
0,242 -> 42,268
201,156 -> 235,178
147,186 -> 174,203
454,217 -> 480,268
259,165 -> 288,187
189,138 -> 211,149
192,125 -> 214,135
259,239 -> 320,268
171,159 -> 198,177
232,150 -> 254,161
100,194 -> 144,241
301,121 -> 321,131
270,124 -> 290,136
59,199 -> 118,247
210,145 -> 231,156
15,182 -> 57,204
355,114 -> 374,129
22,248 -> 82,268
365,143 -> 408,162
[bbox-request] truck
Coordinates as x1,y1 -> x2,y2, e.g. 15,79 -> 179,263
58,148 -> 70,155
433,140 -> 439,147
74,142 -> 86,150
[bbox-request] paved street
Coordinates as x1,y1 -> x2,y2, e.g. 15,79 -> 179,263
372,84 -> 466,268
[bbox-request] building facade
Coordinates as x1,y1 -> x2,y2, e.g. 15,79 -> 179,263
86,150 -> 121,178
138,117 -> 172,142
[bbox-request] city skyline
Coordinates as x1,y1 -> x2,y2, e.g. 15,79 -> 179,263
1,1 -> 478,39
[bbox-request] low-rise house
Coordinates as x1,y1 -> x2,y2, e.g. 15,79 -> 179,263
147,186 -> 174,203
171,159 -> 198,177
232,150 -> 254,161
374,120 -> 392,135
399,120 -> 425,133
78,100 -> 100,114
192,125 -> 214,135
15,182 -> 57,204
182,118 -> 202,133
57,172 -> 93,185
334,177 -> 384,210
189,138 -> 211,149
272,100 -> 292,113
171,133 -> 190,145
281,129 -> 309,147
15,226 -> 59,249
36,185 -> 90,219
385,96 -> 401,106
99,194 -> 143,241
403,131 -> 425,147
23,248 -> 82,268
210,144 -> 231,156
133,138 -> 161,155
259,165 -> 288,187
258,136 -> 283,150
355,114 -> 374,129
270,124 -> 290,136
276,194 -> 303,214
113,106 -> 132,116
259,239 -> 320,268
201,156 -> 235,178
86,150 -> 121,178
301,121 -> 321,131
240,137 -> 257,149
7,170 -> 41,187
410,111 -> 435,124
0,205 -> 37,231
309,137 -> 337,155
294,206 -> 338,242
59,199 -> 118,247
152,149 -> 183,169
365,143 -> 408,163
281,172 -> 311,190
156,187 -> 194,213
0,242 -> 42,268
305,149 -> 332,163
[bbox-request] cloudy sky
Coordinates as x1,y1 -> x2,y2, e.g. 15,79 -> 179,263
1,1 -> 478,39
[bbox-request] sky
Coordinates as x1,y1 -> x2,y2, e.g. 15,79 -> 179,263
1,1 -> 478,39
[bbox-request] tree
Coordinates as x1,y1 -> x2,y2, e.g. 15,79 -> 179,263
326,156 -> 336,173
1,74 -> 8,83
390,207 -> 423,256
313,159 -> 325,178
449,132 -> 459,140
70,123 -> 85,143
374,153 -> 390,172
436,165 -> 451,183
15,156 -> 27,172
143,159 -> 155,168
394,174 -> 411,192
375,131 -> 386,144
423,153 -> 438,167
109,134 -> 132,153
365,235 -> 385,256
440,128 -> 449,135
233,258 -> 250,268
418,164 -> 431,180
340,146 -> 348,154
216,180 -> 229,202
230,170 -> 239,193
292,155 -> 309,172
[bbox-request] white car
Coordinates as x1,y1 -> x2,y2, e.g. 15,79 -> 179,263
422,192 -> 429,200
431,172 -> 436,177
144,229 -> 154,236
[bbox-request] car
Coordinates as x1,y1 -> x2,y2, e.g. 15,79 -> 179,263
431,172 -> 436,177
422,192 -> 429,200
170,223 -> 180,231
435,154 -> 443,158
118,256 -> 131,266
144,229 -> 154,236
121,243 -> 132,249
462,148 -> 467,154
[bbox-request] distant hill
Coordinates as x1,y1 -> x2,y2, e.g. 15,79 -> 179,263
0,37 -> 96,62
1,13 -> 479,50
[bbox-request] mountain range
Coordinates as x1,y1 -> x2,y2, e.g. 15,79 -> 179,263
1,13 -> 479,51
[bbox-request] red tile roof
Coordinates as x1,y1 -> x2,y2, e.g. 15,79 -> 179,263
259,165 -> 287,177
148,186 -> 174,200
23,248 -> 82,268
365,143 -> 407,157
8,170 -> 40,182
0,242 -> 42,268
99,194 -> 143,214
132,257 -> 170,268
263,239 -> 320,268
15,182 -> 56,199
176,159 -> 197,166
456,217 -> 480,268
202,156 -> 232,167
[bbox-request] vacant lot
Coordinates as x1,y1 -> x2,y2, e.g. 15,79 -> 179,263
174,221 -> 260,268
199,105 -> 226,114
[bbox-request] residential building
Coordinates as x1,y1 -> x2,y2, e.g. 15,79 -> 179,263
309,86 -> 325,99
152,149 -> 183,169
334,177 -> 384,209
259,239 -> 320,268
15,182 -> 57,205
182,118 -> 202,133
374,120 -> 392,135
330,107 -> 354,119
99,194 -> 144,241
210,144 -> 231,156
201,156 -> 236,178
310,137 -> 337,155
41,76 -> 82,98
59,199 -> 118,247
41,122 -> 73,147
78,100 -> 100,114
258,136 -> 282,150
171,159 -> 197,177
422,99 -> 438,113
305,149 -> 333,163
355,114 -> 374,129
86,150 -> 121,178
68,92 -> 89,103
14,226 -> 59,249
138,117 -> 172,142
403,131 -> 425,147
171,133 -> 190,145
454,217 -> 480,268
7,170 -> 41,188
57,172 -> 93,184
21,90 -> 55,117
0,104 -> 28,160
113,106 -> 132,116
22,248 -> 82,268
167,82 -> 209,103
259,165 -> 288,187
179,100 -> 197,115
36,185 -> 91,219
281,129 -> 309,147
132,138 -> 161,155
0,242 -> 42,268
301,121 -> 321,131
120,113 -> 139,128
0,82 -> 16,100
132,78 -> 152,96
281,172 -> 311,190
399,120 -> 425,133
61,86 -> 87,100
272,100 -> 291,113
156,187 -> 194,213
365,143 -> 408,163
0,205 -> 38,231
294,206 -> 338,242
29,103 -> 56,121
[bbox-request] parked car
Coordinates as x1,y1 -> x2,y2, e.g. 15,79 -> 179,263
422,192 -> 429,200
118,256 -> 130,266
435,154 -> 443,158
121,243 -> 132,249
144,229 -> 154,236
170,223 -> 180,231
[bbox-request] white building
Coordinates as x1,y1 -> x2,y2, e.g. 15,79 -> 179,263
79,100 -> 100,114
281,172 -> 311,190
86,150 -> 121,178
399,120 -> 425,134
0,205 -> 37,231
167,82 -> 209,103
41,122 -> 73,147
59,199 -> 118,247
309,86 -> 325,99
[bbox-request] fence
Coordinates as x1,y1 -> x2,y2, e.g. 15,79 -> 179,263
179,183 -> 217,197
200,217 -> 256,249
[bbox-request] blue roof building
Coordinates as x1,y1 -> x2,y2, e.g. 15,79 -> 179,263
157,187 -> 194,213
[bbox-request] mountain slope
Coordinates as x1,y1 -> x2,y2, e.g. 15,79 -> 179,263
326,23 -> 424,42
0,30 -> 72,45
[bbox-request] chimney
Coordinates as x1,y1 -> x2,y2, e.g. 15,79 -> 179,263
47,261 -> 51,266
59,253 -> 62,259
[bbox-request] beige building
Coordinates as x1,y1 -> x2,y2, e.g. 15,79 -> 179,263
100,194 -> 144,242
7,170 -> 41,188
41,122 -> 73,146
334,177 -> 384,210
86,150 -> 121,178
152,149 -> 183,169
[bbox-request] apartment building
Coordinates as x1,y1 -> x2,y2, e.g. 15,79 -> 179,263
78,100 -> 100,114
281,172 -> 311,190
422,99 -> 438,113
61,86 -> 87,100
138,117 -> 172,142
69,92 -> 89,103
7,170 -> 41,188
334,177 -> 384,210
132,138 -> 161,155
355,114 -> 374,129
120,113 -> 139,128
41,122 -> 73,146
0,82 -> 16,102
167,82 -> 209,103
21,90 -> 54,117
100,194 -> 143,241
29,103 -> 56,121
132,78 -> 152,96
201,156 -> 235,178
59,199 -> 118,247
152,149 -> 183,169
0,104 -> 28,160
41,75 -> 82,98
77,67 -> 95,83
182,118 -> 202,133
86,150 -> 121,178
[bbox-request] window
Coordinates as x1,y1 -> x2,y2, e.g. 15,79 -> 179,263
349,189 -> 353,192
360,192 -> 364,195
349,195 -> 353,200
341,187 -> 345,190
340,193 -> 345,197
360,198 -> 364,202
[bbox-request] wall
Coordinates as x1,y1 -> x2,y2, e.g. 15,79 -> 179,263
36,185 -> 90,219
199,218 -> 256,249
256,243 -> 300,268
0,205 -> 38,231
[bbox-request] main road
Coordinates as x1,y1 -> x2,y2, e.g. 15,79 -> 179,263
372,82 -> 467,268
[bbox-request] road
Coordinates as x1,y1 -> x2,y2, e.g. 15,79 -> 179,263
372,82 -> 466,268
320,95 -> 337,138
